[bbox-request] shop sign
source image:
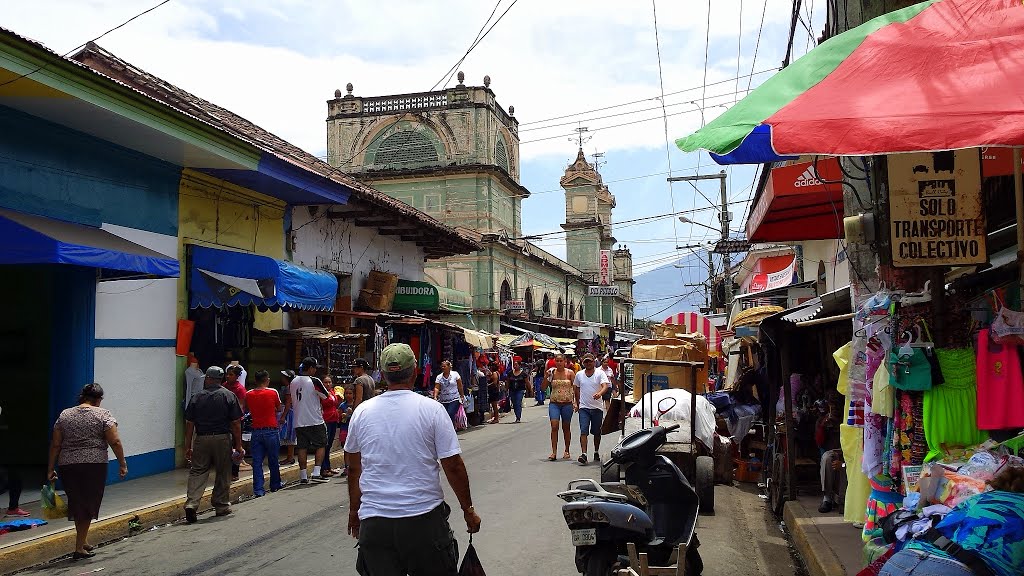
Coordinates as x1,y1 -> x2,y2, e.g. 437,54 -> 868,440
599,250 -> 612,285
647,374 -> 670,391
504,299 -> 526,312
888,150 -> 987,267
748,258 -> 796,293
588,285 -> 620,297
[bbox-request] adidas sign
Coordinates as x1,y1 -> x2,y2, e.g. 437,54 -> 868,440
793,167 -> 824,187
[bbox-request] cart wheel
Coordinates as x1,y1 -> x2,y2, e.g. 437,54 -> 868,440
695,455 -> 715,515
767,452 -> 786,518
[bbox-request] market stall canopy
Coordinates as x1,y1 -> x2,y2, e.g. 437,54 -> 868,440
778,285 -> 852,326
677,0 -> 1024,163
746,158 -> 844,242
462,328 -> 496,350
0,208 -> 179,279
507,331 -> 562,349
730,305 -> 785,329
189,245 -> 337,311
663,312 -> 722,356
392,279 -> 472,313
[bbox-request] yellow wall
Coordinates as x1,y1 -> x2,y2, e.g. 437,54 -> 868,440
176,169 -> 287,332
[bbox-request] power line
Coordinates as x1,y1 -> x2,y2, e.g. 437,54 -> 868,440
519,104 -> 730,145
0,0 -> 174,91
517,68 -> 779,127
747,0 -> 769,93
430,0 -> 520,90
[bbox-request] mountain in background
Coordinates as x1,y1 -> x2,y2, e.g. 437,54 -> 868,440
632,250 -> 711,322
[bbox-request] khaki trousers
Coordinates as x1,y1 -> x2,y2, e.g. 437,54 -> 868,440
186,433 -> 232,512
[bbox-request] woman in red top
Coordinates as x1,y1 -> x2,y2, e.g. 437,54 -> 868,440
244,370 -> 283,496
320,375 -> 342,477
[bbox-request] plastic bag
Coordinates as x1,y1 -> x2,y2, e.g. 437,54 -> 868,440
40,482 -> 67,520
458,536 -> 486,576
454,404 -> 468,431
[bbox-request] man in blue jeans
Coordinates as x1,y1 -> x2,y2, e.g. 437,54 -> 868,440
573,354 -> 610,466
244,370 -> 283,496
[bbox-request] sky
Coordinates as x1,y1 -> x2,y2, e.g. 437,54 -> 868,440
4,0 -> 826,315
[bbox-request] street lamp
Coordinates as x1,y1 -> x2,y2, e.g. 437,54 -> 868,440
678,216 -> 720,233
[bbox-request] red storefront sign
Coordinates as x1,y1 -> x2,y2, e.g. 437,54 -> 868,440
746,158 -> 845,242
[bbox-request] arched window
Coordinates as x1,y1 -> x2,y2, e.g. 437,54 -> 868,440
500,279 -> 512,309
494,137 -> 509,173
524,288 -> 534,318
372,130 -> 439,166
557,298 -> 564,318
569,299 -> 576,320
542,293 -> 551,315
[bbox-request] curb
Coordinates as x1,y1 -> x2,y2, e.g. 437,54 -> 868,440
0,463 -> 313,575
784,499 -> 848,576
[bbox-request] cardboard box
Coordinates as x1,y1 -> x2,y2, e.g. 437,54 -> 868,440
630,338 -> 709,402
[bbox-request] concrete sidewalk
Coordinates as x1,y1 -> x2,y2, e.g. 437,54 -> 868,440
785,494 -> 866,576
0,454 -> 335,574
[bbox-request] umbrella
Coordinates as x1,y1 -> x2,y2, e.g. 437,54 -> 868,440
664,312 -> 722,356
677,0 -> 1024,162
507,331 -> 561,350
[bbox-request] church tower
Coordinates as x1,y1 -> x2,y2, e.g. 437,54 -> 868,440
560,149 -> 615,276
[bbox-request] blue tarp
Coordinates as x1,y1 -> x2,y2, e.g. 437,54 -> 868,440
709,125 -> 797,165
189,245 -> 338,312
0,209 -> 179,277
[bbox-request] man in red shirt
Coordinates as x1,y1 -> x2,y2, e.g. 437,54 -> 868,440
224,365 -> 248,481
245,370 -> 282,496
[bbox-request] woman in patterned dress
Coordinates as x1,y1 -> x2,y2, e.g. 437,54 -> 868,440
47,383 -> 127,560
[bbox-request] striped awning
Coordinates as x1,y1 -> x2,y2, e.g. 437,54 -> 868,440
664,312 -> 722,355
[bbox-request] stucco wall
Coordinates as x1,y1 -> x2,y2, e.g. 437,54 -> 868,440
290,206 -> 426,294
800,239 -> 851,294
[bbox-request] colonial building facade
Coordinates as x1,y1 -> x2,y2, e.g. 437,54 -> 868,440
325,74 -> 634,333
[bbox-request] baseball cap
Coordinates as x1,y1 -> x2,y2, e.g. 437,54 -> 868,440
351,358 -> 371,369
280,369 -> 296,379
380,343 -> 416,373
582,353 -> 596,362
205,366 -> 225,380
299,357 -> 319,370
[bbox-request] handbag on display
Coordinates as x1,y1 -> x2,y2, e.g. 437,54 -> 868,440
889,349 -> 933,391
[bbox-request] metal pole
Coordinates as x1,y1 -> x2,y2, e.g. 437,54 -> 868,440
719,172 -> 733,313
1015,148 -> 1024,288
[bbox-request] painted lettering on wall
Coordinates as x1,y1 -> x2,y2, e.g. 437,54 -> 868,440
888,150 -> 986,267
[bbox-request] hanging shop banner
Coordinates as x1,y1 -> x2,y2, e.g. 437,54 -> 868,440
504,299 -> 526,313
888,150 -> 986,267
599,250 -> 612,285
588,285 -> 620,297
748,257 -> 796,293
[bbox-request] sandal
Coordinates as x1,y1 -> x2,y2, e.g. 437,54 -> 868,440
562,452 -> 571,460
548,454 -> 557,461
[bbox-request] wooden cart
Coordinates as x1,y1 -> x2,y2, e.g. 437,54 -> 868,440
611,357 -> 716,515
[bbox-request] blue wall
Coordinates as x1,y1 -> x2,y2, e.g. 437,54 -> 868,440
0,105 -> 180,235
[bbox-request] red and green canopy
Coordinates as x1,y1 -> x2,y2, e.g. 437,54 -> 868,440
677,0 -> 1024,164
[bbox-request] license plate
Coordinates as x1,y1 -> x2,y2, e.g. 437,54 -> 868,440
571,528 -> 597,546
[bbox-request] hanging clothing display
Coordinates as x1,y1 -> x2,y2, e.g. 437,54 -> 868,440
862,472 -> 902,542
975,328 -> 1024,430
924,347 -> 988,462
835,341 -> 871,525
862,343 -> 887,476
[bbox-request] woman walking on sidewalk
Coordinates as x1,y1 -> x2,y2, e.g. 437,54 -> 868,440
320,376 -> 342,477
506,356 -> 529,423
47,384 -> 128,559
432,361 -> 464,428
546,354 -> 576,461
278,370 -> 297,465
487,362 -> 501,424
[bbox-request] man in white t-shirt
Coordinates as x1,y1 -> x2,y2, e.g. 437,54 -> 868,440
290,357 -> 330,484
345,343 -> 481,575
573,353 -> 610,466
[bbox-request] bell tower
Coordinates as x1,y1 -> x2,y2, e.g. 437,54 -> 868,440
561,149 -> 615,276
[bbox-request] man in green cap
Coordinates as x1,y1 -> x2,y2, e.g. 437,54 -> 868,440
345,343 -> 481,575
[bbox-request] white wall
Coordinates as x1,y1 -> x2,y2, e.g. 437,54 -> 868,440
94,347 -> 177,457
800,239 -> 851,293
291,206 -> 426,294
95,224 -> 179,458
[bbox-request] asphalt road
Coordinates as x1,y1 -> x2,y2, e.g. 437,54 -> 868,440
21,403 -> 803,576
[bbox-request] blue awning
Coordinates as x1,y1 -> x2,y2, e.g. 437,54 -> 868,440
189,245 -> 337,312
709,125 -> 797,165
0,209 -> 179,278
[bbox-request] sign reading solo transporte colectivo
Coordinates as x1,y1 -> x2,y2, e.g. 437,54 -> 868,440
888,150 -> 986,267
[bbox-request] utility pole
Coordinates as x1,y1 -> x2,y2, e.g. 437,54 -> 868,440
668,171 -> 732,314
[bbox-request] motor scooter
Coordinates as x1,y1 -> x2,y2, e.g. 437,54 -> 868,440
557,423 -> 703,576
